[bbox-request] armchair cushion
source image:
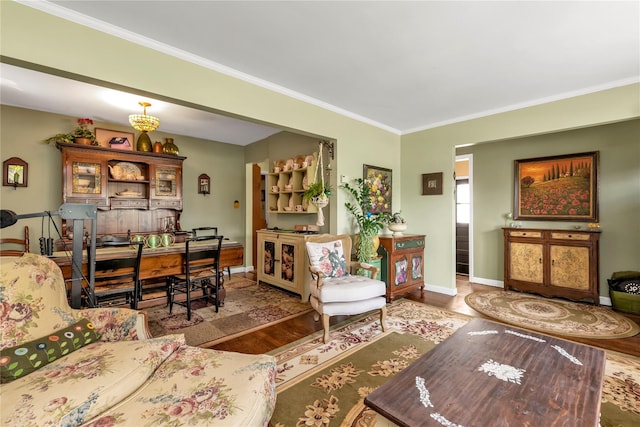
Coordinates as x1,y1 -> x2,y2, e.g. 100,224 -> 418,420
1,318 -> 100,383
306,240 -> 348,278
311,274 -> 386,303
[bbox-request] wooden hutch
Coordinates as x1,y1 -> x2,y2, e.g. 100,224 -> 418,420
57,142 -> 185,241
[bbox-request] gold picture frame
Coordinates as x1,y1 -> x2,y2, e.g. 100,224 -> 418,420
514,151 -> 599,222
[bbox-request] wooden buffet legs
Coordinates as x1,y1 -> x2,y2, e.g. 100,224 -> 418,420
51,241 -> 244,306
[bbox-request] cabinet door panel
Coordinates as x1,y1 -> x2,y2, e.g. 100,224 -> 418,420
550,245 -> 590,289
393,257 -> 409,286
411,254 -> 423,280
509,242 -> 543,283
280,243 -> 296,283
262,240 -> 276,277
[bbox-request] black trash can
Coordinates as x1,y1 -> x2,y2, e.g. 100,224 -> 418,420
607,271 -> 640,315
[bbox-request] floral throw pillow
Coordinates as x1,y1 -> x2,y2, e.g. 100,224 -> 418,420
306,240 -> 348,278
0,318 -> 100,383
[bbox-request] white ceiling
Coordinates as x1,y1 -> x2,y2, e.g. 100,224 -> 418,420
2,1 -> 639,145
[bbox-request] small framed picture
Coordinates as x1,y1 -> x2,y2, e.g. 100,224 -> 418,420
95,128 -> 134,150
198,174 -> 210,194
3,157 -> 28,188
422,172 -> 443,195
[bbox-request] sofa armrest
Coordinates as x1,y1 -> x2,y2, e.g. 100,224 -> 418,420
79,307 -> 152,341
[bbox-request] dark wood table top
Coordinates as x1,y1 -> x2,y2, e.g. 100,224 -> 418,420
364,318 -> 606,427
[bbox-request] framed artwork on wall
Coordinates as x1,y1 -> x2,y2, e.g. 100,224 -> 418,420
514,151 -> 599,222
3,157 -> 28,188
95,128 -> 134,150
363,164 -> 392,214
422,172 -> 443,195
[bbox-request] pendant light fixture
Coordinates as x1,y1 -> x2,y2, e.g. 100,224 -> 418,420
129,102 -> 160,152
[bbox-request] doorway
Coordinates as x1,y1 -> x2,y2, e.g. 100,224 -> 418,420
455,155 -> 472,277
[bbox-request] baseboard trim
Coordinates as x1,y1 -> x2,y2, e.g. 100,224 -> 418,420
469,276 -> 503,288
424,283 -> 458,296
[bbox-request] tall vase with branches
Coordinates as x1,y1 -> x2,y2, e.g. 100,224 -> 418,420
342,178 -> 389,262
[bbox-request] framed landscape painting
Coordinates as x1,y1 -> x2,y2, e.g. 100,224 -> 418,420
514,151 -> 599,222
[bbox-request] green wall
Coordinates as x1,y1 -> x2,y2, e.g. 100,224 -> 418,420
457,120 -> 640,297
400,85 -> 639,295
2,1 -> 638,299
0,105 -> 247,248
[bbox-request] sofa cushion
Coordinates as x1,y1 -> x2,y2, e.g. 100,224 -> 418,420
1,318 -> 100,383
1,334 -> 184,427
306,240 -> 348,278
88,347 -> 277,427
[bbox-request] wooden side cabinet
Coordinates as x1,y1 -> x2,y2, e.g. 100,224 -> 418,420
378,234 -> 426,302
256,230 -> 310,301
503,228 -> 600,304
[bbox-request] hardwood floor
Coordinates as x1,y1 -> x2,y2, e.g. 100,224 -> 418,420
210,273 -> 640,358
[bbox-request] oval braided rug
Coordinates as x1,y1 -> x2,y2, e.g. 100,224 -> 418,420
465,290 -> 640,339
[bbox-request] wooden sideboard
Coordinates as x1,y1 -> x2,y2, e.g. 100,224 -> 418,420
378,234 -> 426,302
503,227 -> 600,304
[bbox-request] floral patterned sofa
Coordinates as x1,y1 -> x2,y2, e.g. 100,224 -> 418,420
0,253 -> 276,426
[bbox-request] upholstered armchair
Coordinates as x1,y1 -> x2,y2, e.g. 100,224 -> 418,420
305,234 -> 387,343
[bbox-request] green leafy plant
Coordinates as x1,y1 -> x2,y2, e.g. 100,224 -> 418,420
302,181 -> 332,203
45,118 -> 98,145
342,178 -> 388,262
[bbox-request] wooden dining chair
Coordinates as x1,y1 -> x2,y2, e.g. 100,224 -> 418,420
166,235 -> 224,320
0,225 -> 30,256
89,240 -> 144,309
192,227 -> 231,279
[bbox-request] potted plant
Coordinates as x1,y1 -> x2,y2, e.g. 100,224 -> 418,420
302,182 -> 332,204
386,211 -> 407,236
303,182 -> 332,226
342,178 -> 388,262
45,118 -> 98,145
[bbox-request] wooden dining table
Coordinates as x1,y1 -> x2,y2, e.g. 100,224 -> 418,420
51,240 -> 244,306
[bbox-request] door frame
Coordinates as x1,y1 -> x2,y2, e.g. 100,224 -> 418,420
455,154 -> 473,280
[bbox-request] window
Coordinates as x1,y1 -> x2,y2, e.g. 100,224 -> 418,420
456,179 -> 470,224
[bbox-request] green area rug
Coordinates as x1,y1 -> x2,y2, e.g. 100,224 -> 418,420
269,300 -> 640,427
465,290 -> 640,339
146,277 -> 312,347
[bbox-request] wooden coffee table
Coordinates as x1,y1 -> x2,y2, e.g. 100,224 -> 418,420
364,318 -> 606,426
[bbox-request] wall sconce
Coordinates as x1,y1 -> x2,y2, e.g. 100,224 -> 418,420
3,157 -> 28,189
198,174 -> 210,195
233,200 -> 240,209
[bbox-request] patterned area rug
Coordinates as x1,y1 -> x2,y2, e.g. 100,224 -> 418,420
268,300 -> 640,427
146,277 -> 312,347
465,290 -> 640,339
